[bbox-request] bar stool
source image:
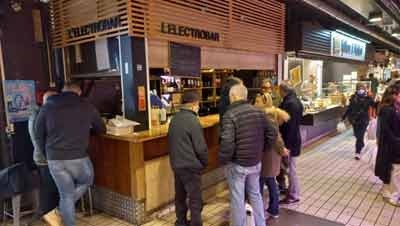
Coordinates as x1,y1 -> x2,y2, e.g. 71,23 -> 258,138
2,189 -> 39,226
80,187 -> 94,216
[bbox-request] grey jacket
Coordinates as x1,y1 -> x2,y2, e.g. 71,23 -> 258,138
28,105 -> 47,165
168,109 -> 208,171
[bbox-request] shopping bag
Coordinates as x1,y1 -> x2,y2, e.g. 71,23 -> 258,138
361,140 -> 377,170
337,121 -> 346,133
245,203 -> 255,226
367,118 -> 377,140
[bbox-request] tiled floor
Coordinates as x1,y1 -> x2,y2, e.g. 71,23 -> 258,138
3,131 -> 399,226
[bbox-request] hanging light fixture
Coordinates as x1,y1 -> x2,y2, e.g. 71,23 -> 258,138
369,11 -> 383,23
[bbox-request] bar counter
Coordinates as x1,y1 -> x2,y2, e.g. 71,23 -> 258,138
89,114 -> 225,224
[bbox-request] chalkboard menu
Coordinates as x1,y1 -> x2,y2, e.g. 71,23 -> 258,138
170,42 -> 201,77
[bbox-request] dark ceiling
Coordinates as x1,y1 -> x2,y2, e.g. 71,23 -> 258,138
286,0 -> 400,54
375,0 -> 400,26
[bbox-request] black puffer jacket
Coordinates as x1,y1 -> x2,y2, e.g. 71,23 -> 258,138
219,101 -> 278,167
343,93 -> 374,125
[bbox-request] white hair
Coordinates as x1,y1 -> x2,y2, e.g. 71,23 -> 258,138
229,84 -> 248,101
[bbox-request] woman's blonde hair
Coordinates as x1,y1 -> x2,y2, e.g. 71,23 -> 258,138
254,93 -> 290,125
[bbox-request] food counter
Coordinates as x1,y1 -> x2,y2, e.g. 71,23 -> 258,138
300,105 -> 346,146
88,115 -> 225,224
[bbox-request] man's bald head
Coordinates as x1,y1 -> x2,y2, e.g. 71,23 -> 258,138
62,81 -> 82,96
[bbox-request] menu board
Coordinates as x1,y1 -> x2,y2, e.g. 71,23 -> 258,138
170,42 -> 201,77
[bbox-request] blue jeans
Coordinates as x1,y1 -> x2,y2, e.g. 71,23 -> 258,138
259,177 -> 279,216
48,157 -> 94,226
225,163 -> 266,226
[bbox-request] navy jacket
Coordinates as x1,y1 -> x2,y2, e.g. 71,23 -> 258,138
35,92 -> 106,160
279,92 -> 304,157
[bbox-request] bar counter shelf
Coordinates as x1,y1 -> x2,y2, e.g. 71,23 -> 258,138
88,114 -> 223,225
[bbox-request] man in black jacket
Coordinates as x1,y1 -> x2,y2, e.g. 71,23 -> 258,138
278,81 -> 304,205
219,84 -> 277,226
35,82 -> 106,226
168,91 -> 208,226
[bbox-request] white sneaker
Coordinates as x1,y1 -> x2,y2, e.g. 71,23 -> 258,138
355,153 -> 361,160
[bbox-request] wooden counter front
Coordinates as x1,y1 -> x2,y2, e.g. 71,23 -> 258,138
89,114 -> 221,212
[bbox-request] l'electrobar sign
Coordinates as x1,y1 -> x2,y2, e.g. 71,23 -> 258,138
67,16 -> 122,39
161,22 -> 220,42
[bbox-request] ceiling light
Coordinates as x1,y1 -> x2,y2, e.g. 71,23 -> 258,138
392,28 -> 400,37
369,11 -> 383,23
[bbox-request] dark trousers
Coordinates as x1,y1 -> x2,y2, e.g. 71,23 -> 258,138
353,123 -> 369,154
174,169 -> 203,226
259,177 -> 279,215
35,165 -> 59,218
276,157 -> 289,191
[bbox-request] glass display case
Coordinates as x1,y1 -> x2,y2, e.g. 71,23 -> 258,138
298,80 -> 371,114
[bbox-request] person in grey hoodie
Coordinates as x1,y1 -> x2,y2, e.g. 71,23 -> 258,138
35,82 -> 106,226
168,91 -> 208,226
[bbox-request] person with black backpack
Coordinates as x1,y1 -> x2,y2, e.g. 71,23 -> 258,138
343,83 -> 375,160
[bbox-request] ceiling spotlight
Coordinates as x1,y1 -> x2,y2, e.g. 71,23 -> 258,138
392,28 -> 400,37
369,11 -> 383,23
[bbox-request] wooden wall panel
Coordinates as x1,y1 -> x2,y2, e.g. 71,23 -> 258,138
146,0 -> 229,48
146,0 -> 285,54
51,0 -> 286,55
229,0 -> 285,53
50,0 -> 129,48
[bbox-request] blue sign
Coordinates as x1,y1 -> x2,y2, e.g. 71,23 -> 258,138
4,80 -> 36,122
331,32 -> 366,61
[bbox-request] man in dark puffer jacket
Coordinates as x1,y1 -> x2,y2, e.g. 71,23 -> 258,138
219,84 -> 277,226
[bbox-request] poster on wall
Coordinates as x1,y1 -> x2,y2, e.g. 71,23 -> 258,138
289,66 -> 302,86
4,80 -> 36,122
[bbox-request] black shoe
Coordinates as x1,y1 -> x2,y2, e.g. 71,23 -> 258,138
280,198 -> 300,205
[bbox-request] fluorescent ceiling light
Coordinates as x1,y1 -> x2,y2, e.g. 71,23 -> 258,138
369,17 -> 382,23
392,28 -> 400,37
335,30 -> 371,44
369,11 -> 383,23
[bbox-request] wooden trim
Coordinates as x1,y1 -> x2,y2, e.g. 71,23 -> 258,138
129,142 -> 146,200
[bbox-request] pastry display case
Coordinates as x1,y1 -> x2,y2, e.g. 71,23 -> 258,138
298,80 -> 371,115
299,80 -> 371,126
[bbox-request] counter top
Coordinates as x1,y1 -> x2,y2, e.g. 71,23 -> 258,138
102,114 -> 220,143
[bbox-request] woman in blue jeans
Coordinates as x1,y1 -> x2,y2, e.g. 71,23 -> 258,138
254,93 -> 290,219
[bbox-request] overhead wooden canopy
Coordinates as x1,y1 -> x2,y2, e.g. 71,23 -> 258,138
50,0 -> 285,55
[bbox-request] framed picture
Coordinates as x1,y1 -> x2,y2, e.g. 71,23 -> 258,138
289,65 -> 302,86
4,80 -> 36,122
